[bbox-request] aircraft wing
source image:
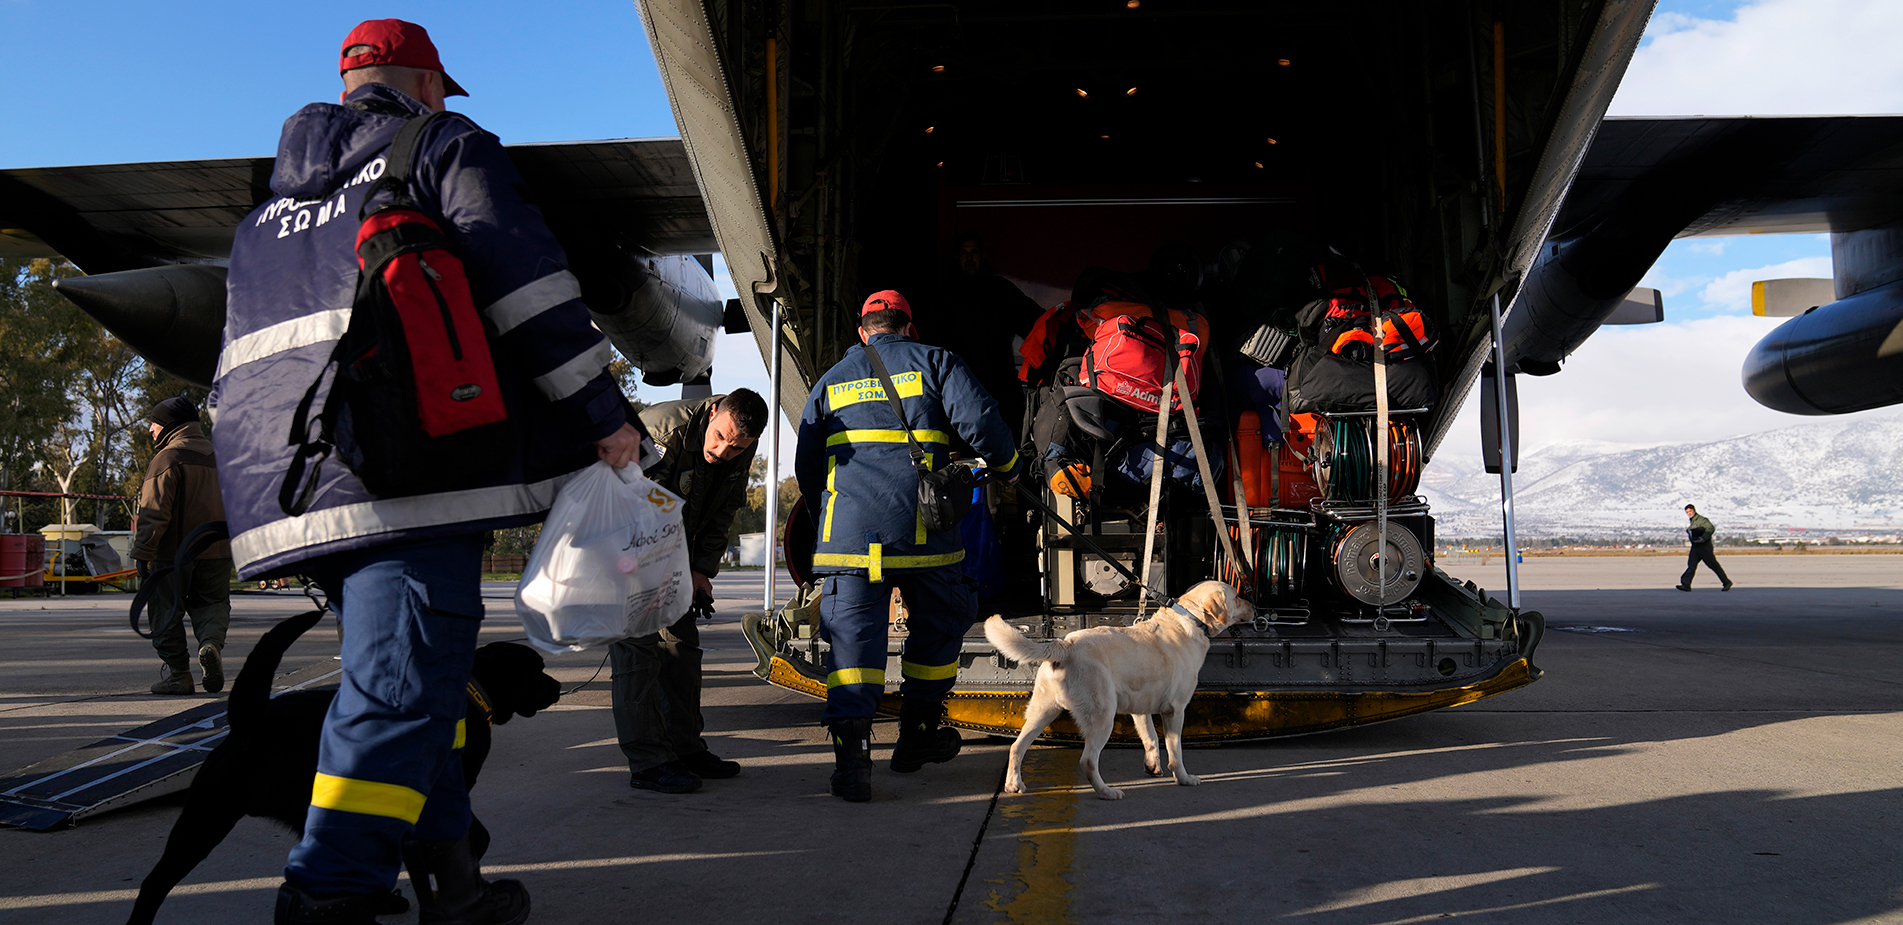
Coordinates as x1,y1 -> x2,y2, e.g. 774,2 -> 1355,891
1552,115 -> 1903,240
1499,115 -> 1903,404
0,138 -> 723,388
0,137 -> 713,272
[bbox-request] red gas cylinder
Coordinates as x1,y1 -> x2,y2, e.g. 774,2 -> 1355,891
1271,413 -> 1323,509
1235,411 -> 1265,507
0,535 -> 41,588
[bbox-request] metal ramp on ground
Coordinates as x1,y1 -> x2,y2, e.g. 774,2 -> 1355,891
0,659 -> 342,831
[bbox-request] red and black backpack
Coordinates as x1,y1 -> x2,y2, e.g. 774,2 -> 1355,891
280,111 -> 513,515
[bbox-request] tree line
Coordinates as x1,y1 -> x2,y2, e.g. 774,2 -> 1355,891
4,257 -> 792,562
0,259 -> 202,535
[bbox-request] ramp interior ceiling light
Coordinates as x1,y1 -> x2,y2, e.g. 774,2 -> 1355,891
1278,58 -> 1292,66
1266,137 -> 1278,144
924,125 -> 935,133
1100,134 -> 1111,139
1075,88 -> 1089,98
931,65 -> 945,73
1255,161 -> 1265,168
1126,87 -> 1138,96
1126,0 -> 1140,8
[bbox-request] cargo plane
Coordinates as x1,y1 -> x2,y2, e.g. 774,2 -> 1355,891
4,0 -> 1900,743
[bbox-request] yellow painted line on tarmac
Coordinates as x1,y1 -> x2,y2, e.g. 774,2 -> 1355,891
0,850 -> 798,910
980,745 -> 1078,924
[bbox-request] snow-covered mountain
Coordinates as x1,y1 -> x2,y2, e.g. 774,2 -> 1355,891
1417,413 -> 1903,539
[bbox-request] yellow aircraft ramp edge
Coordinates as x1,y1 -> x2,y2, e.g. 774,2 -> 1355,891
756,639 -> 1536,745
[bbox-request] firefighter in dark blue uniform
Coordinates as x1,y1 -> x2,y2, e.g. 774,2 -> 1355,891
217,20 -> 647,924
794,291 -> 1020,802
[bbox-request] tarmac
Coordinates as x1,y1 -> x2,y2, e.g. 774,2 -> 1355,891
2,552 -> 1901,924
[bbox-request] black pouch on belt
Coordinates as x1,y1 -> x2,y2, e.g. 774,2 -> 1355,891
860,338 -> 981,532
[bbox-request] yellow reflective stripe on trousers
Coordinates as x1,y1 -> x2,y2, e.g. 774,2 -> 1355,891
826,429 -> 954,448
823,457 -> 838,543
868,543 -> 882,582
453,718 -> 466,750
828,667 -> 886,688
309,772 -> 427,823
811,550 -> 965,573
901,659 -> 959,681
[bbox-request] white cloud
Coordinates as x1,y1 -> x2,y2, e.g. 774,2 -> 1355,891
1610,0 -> 1903,115
1697,256 -> 1832,313
1686,240 -> 1727,256
1440,313 -> 1897,459
1636,263 -> 1707,299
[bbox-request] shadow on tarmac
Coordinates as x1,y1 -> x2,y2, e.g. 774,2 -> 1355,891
969,712 -> 1903,925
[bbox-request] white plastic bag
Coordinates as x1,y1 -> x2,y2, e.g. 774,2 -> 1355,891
515,461 -> 692,653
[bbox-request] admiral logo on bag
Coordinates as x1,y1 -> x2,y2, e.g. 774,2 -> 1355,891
1079,314 -> 1205,415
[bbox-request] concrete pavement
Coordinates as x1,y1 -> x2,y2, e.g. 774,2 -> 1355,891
1,556 -> 1901,923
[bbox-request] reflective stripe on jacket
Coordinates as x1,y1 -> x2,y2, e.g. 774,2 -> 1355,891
794,333 -> 1018,580
212,84 -> 635,578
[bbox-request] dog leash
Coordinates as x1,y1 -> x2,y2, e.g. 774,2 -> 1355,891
130,520 -> 230,639
561,652 -> 611,697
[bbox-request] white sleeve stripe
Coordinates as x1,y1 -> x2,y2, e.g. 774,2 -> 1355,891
533,337 -> 616,401
484,270 -> 582,336
215,309 -> 352,380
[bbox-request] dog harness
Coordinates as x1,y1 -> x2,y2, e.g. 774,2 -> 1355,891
466,678 -> 497,727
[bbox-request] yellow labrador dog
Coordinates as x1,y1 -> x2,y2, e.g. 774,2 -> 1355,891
984,580 -> 1250,800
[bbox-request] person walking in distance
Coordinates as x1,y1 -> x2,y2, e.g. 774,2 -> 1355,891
1677,504 -> 1733,592
794,291 -> 1020,803
132,397 -> 232,695
610,389 -> 767,793
214,20 -> 650,924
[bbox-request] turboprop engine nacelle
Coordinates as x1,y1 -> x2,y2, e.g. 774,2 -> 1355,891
579,251 -> 722,388
1742,278 -> 1903,415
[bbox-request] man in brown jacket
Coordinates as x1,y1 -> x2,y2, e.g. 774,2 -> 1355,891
133,397 -> 233,694
610,389 -> 767,793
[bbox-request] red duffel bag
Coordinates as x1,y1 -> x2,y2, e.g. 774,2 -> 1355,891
1080,314 -> 1204,414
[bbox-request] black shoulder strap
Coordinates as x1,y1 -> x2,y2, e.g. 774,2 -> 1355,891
859,339 -> 932,474
359,110 -> 456,218
1380,308 -> 1429,362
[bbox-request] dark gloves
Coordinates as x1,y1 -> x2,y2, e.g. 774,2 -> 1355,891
136,559 -> 151,579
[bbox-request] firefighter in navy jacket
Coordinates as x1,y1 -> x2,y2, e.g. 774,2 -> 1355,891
793,290 -> 1019,802
214,21 -> 646,924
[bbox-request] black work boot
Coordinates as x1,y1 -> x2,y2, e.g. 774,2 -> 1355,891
274,884 -> 383,924
890,698 -> 962,773
402,837 -> 531,925
827,717 -> 874,802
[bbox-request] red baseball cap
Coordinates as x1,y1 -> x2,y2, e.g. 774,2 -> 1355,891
861,290 -> 912,318
339,19 -> 469,97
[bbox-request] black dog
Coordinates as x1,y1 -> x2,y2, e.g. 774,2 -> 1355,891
126,610 -> 562,925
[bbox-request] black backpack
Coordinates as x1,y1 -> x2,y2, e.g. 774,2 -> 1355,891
280,111 -> 513,515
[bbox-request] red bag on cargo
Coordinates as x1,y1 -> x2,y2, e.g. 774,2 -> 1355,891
279,111 -> 513,515
1080,314 -> 1204,414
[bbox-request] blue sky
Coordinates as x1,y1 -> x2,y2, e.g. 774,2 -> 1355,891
5,0 -> 1898,452
0,1 -> 674,168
